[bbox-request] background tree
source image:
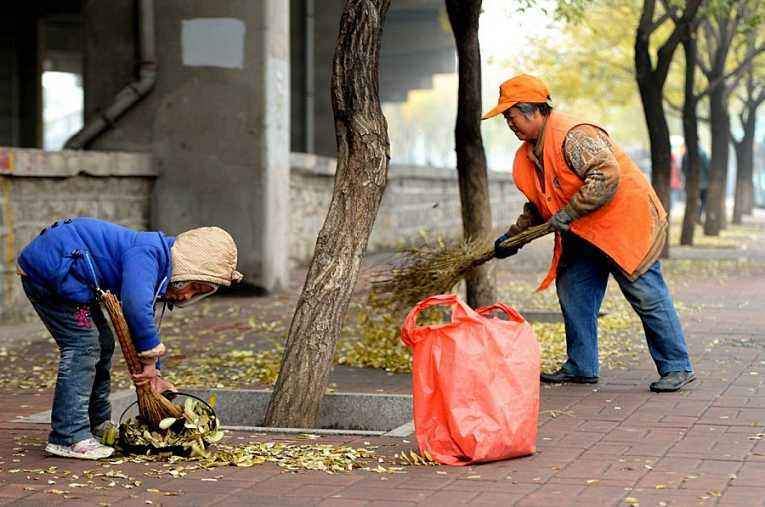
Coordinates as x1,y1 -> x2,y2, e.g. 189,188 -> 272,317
445,0 -> 495,309
731,35 -> 765,223
678,10 -> 705,246
698,0 -> 764,235
634,0 -> 702,256
264,0 -> 392,428
527,0 -> 653,148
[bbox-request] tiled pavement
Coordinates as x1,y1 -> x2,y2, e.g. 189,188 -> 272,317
1,215 -> 764,506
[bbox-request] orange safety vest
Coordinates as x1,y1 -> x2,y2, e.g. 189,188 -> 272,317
512,112 -> 666,291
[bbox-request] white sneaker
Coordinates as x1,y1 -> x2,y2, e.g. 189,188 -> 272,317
45,438 -> 114,460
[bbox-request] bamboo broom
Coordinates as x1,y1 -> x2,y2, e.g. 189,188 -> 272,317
98,289 -> 183,429
369,223 -> 555,312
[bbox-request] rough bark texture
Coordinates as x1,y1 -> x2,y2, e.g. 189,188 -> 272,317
445,0 -> 495,309
680,27 -> 701,246
698,5 -> 747,236
704,84 -> 730,236
731,68 -> 764,224
634,0 -> 701,257
732,109 -> 756,224
264,0 -> 391,428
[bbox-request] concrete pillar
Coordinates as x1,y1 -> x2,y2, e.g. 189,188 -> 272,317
257,1 -> 290,291
83,0 -> 290,292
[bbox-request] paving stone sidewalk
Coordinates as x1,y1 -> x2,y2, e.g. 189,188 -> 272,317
1,212 -> 764,506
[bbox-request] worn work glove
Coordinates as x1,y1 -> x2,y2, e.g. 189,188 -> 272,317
494,232 -> 521,259
548,209 -> 575,232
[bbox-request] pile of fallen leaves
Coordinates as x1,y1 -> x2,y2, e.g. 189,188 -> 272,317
117,397 -> 435,474
119,396 -> 223,456
202,441 -> 392,473
4,434 -> 439,503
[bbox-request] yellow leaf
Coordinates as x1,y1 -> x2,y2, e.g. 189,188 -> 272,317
158,418 -> 177,430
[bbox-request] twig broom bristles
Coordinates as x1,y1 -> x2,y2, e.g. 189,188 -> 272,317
99,289 -> 183,429
370,223 -> 555,312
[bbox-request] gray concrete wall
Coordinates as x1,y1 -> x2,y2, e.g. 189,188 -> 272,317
0,148 -> 156,322
83,0 -> 290,292
289,153 -> 524,264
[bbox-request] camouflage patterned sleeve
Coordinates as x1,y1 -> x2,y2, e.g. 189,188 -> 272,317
506,201 -> 544,236
562,124 -> 620,219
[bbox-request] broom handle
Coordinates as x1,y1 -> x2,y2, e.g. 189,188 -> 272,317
497,222 -> 555,251
467,222 -> 555,269
98,290 -> 144,376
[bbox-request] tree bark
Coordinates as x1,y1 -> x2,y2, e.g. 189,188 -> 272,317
264,0 -> 391,428
732,112 -> 756,224
704,83 -> 730,235
731,63 -> 764,223
445,0 -> 495,309
680,26 -> 701,246
635,20 -> 672,256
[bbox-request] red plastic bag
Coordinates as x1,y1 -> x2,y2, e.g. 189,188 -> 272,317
400,293 -> 540,465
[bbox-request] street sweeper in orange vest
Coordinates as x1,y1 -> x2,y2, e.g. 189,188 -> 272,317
483,74 -> 694,393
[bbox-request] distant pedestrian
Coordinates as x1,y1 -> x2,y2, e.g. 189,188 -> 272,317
681,146 -> 710,223
671,152 -> 684,206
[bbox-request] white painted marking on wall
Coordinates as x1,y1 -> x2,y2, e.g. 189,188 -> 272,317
181,18 -> 246,69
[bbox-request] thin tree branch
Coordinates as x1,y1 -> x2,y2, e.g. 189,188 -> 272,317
655,0 -> 702,85
649,11 -> 674,33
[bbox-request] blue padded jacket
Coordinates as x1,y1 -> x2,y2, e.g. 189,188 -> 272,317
18,217 -> 174,352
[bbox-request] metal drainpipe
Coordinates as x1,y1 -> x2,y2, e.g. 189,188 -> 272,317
304,0 -> 314,153
64,0 -> 156,150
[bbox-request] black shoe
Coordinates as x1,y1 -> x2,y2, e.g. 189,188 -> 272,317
649,371 -> 696,393
540,368 -> 599,384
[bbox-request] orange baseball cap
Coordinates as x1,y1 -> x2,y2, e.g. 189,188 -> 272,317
481,74 -> 552,120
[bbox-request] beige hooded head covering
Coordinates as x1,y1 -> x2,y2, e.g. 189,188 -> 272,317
170,227 -> 244,286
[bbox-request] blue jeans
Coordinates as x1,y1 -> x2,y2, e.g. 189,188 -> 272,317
22,277 -> 115,445
555,234 -> 693,378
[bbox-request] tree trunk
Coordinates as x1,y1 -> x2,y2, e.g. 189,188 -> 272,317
720,106 -> 731,231
634,54 -> 672,257
264,0 -> 391,428
680,29 -> 700,246
704,84 -> 729,236
733,112 -> 755,224
445,0 -> 495,309
634,0 -> 694,258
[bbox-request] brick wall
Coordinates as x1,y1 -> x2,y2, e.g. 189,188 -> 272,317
0,148 -> 155,321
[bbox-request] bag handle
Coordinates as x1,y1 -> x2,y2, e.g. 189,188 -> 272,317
475,302 -> 525,323
400,294 -> 473,347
